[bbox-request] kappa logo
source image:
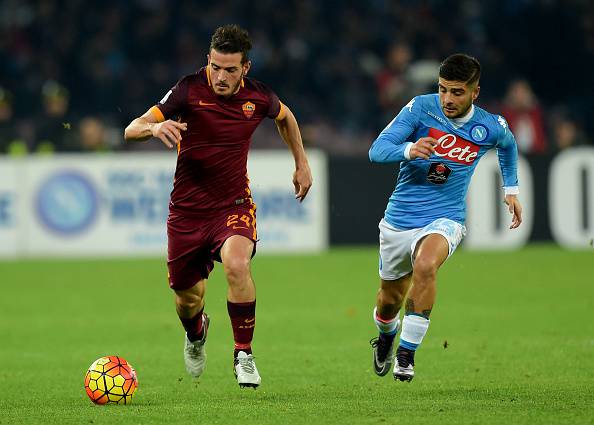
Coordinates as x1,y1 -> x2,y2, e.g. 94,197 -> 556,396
428,128 -> 480,165
242,101 -> 255,118
405,98 -> 415,112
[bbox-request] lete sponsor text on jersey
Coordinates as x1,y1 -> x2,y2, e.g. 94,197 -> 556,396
428,128 -> 480,165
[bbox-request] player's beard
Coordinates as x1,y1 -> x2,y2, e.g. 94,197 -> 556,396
444,100 -> 472,119
217,70 -> 244,97
229,78 -> 242,95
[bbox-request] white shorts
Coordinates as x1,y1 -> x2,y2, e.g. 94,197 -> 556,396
378,218 -> 466,280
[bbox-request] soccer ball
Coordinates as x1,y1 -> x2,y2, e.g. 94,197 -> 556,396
84,356 -> 138,405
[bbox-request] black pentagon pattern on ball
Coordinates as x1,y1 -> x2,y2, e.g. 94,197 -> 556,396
84,356 -> 137,405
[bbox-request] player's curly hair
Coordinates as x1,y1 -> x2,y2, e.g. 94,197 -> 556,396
439,54 -> 481,86
210,25 -> 252,64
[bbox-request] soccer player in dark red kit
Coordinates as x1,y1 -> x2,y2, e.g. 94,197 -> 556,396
124,25 -> 313,388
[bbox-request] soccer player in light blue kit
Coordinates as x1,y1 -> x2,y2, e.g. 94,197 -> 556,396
369,54 -> 523,382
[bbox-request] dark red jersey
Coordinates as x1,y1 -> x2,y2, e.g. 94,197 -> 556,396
151,67 -> 282,214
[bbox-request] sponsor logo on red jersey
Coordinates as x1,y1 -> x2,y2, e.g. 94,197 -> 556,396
242,101 -> 255,119
428,128 -> 480,165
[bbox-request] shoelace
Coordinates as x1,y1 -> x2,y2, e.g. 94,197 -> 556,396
237,357 -> 256,374
396,348 -> 414,368
370,337 -> 392,362
187,341 -> 204,358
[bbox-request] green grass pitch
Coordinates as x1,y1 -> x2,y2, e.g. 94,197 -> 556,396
0,245 -> 593,424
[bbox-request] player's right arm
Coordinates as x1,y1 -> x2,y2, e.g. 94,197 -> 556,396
369,97 -> 437,163
125,77 -> 189,148
124,108 -> 187,149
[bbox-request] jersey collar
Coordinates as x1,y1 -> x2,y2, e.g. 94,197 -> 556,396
448,104 -> 475,129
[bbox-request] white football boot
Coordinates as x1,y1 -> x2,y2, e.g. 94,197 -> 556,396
393,346 -> 415,382
184,314 -> 209,378
234,351 -> 261,388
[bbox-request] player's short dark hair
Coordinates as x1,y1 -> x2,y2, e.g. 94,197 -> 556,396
210,25 -> 252,64
439,54 -> 481,86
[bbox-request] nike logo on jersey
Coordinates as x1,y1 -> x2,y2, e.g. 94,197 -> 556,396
428,128 -> 480,165
198,100 -> 216,106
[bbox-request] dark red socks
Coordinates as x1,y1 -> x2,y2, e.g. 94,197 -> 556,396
180,308 -> 205,342
227,300 -> 256,357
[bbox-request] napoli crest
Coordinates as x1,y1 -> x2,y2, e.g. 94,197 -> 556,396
242,101 -> 255,119
470,125 -> 488,142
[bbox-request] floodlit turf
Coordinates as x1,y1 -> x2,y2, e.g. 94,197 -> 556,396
0,245 -> 593,424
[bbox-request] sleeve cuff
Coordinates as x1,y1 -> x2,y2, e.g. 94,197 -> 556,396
504,186 -> 519,195
403,142 -> 413,160
150,105 -> 165,123
274,102 -> 287,121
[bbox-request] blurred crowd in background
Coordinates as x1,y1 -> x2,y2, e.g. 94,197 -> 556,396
1,0 -> 593,156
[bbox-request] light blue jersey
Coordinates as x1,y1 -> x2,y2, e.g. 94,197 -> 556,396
369,94 -> 518,230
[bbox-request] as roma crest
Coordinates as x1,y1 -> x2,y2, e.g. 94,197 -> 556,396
242,101 -> 255,119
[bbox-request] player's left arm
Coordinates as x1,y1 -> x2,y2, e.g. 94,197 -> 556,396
274,102 -> 313,202
504,194 -> 522,229
496,116 -> 522,229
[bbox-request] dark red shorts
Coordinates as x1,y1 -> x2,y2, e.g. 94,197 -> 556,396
167,200 -> 257,290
